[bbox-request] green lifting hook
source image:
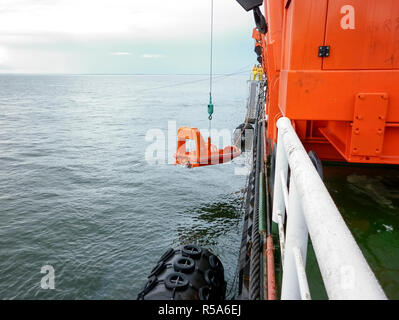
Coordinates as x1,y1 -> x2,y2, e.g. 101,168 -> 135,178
208,93 -> 214,120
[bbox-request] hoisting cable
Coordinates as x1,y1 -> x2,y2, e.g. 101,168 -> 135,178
207,0 -> 214,157
174,0 -> 241,168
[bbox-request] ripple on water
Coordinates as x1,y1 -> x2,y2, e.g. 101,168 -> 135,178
0,75 -> 248,299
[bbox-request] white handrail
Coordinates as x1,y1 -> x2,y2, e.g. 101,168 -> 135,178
293,246 -> 311,300
273,117 -> 387,300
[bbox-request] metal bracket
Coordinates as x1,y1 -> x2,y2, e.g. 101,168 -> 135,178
236,0 -> 263,12
350,93 -> 388,158
318,46 -> 330,58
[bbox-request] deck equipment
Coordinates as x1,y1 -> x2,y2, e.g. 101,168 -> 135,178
175,127 -> 241,168
175,0 -> 241,168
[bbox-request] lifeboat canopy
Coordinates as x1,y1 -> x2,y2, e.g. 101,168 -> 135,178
175,127 -> 241,168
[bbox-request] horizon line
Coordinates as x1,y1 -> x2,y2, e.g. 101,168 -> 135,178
0,72 -> 250,76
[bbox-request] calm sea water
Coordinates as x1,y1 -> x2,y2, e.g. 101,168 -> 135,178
0,74 -> 398,300
323,165 -> 399,299
0,74 -> 248,299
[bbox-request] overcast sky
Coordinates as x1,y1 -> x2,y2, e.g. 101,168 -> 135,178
0,0 -> 255,74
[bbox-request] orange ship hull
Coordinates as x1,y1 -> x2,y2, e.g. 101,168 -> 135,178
256,0 -> 399,164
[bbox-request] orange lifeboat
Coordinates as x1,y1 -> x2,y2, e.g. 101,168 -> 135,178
175,127 -> 241,168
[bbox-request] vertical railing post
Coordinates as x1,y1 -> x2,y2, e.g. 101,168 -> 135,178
276,117 -> 386,300
272,126 -> 288,224
281,175 -> 309,299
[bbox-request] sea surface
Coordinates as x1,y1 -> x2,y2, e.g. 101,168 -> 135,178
318,165 -> 399,300
0,74 -> 398,299
0,74 -> 248,299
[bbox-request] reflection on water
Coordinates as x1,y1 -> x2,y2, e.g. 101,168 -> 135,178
176,191 -> 244,247
175,191 -> 245,299
320,165 -> 399,299
0,75 -> 249,299
346,174 -> 399,209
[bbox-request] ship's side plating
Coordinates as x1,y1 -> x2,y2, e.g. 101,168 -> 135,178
262,0 -> 399,165
235,0 -> 397,299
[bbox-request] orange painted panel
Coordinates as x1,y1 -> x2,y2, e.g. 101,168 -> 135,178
263,0 -> 399,164
281,0 -> 328,70
324,0 -> 399,70
349,93 -> 388,156
381,126 -> 399,160
264,0 -> 284,71
303,140 -> 345,162
280,70 -> 399,121
321,127 -> 399,164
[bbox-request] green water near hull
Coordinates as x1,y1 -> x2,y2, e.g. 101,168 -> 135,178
298,165 -> 399,299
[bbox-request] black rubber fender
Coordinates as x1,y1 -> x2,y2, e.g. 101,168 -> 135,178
137,244 -> 226,300
234,123 -> 254,152
254,45 -> 262,56
308,150 -> 324,180
173,256 -> 195,273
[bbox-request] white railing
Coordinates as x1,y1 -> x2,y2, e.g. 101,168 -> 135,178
272,117 -> 387,300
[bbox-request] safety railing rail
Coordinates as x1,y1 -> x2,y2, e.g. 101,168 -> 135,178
272,117 -> 387,300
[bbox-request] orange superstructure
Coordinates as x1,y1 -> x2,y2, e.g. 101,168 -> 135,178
256,0 -> 399,164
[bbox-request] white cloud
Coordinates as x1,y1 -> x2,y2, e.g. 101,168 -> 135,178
0,0 -> 251,39
141,54 -> 164,59
0,0 -> 254,73
0,47 -> 8,64
111,52 -> 131,56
